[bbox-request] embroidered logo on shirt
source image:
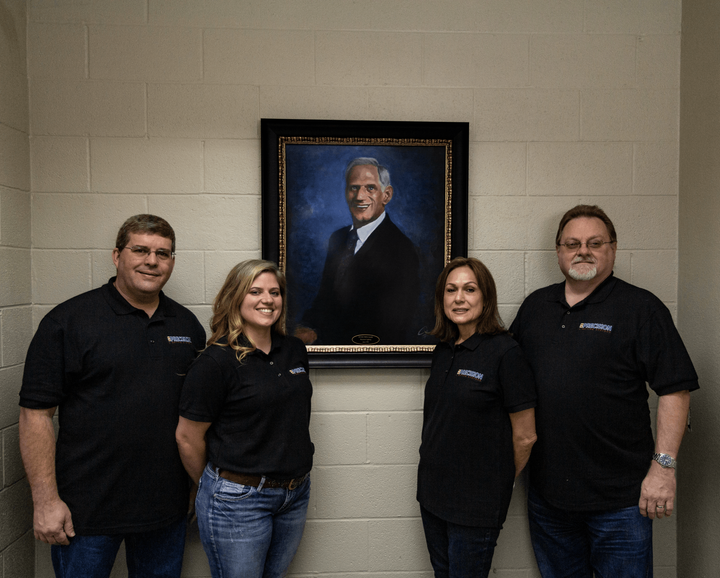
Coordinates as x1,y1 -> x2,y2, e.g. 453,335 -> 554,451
167,336 -> 192,343
289,367 -> 307,375
457,369 -> 484,381
578,323 -> 613,333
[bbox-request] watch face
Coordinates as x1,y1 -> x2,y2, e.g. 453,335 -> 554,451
658,455 -> 671,467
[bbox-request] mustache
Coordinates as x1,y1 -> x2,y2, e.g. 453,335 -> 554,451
571,256 -> 596,265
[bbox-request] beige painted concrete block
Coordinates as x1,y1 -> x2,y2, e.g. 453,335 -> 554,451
1,306 -> 32,367
149,0 -> 251,28
630,250 -> 678,302
493,515 -> 536,568
3,424 -> 25,487
0,365 -> 22,429
30,79 -> 146,136
634,143 -> 679,196
528,142 -> 633,197
260,86 -> 370,121
162,251 -> 205,305
27,22 -> 86,79
316,32 -> 422,87
586,0 -> 680,34
204,139 -> 260,194
366,412 -> 422,465
470,0 -> 583,34
31,137 -> 89,192
0,69 -> 29,133
312,375 -> 424,412
530,35 -> 635,88
89,26 -> 202,82
1,188 -> 30,247
0,479 -> 32,549
3,529 -> 35,578
310,413 -> 367,465
653,513 -> 677,566
310,465 -> 418,519
31,250 -> 92,305
0,249 -> 30,307
367,87 -> 473,122
468,251 -> 525,303
596,196 -> 678,249
204,251 -> 263,303
148,84 -> 258,139
32,193 -> 146,248
637,35 -> 681,89
182,523 -> 212,576
91,138 -> 203,194
205,29 -> 314,85
368,518 -> 431,571
148,195 -> 261,251
469,142 -> 526,196
28,0 -> 147,24
499,304 -> 520,327
90,250 -> 118,289
581,89 -> 678,142
424,34 -> 528,87
289,520 -> 369,573
474,89 -> 579,141
0,125 -> 30,191
612,251 -> 632,286
0,1 -> 26,78
185,304 -> 212,336
525,250 -> 565,297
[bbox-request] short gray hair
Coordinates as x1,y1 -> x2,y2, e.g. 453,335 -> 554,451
344,157 -> 391,190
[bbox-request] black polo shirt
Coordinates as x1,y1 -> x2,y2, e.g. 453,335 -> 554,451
180,333 -> 313,480
510,273 -> 698,511
20,278 -> 206,534
417,333 -> 536,528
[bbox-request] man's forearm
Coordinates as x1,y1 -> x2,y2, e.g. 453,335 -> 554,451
655,390 -> 691,457
19,407 -> 60,503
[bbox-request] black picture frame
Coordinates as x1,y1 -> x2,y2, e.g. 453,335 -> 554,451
261,118 -> 469,368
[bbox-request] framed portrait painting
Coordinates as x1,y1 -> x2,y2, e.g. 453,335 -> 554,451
261,119 -> 469,368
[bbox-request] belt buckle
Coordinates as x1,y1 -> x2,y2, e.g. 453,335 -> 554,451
288,477 -> 299,490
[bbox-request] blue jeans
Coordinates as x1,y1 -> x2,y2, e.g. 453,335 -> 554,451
420,506 -> 501,578
51,518 -> 186,578
196,463 -> 311,578
528,487 -> 653,578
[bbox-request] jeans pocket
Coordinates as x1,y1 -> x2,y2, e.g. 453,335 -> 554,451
214,479 -> 256,502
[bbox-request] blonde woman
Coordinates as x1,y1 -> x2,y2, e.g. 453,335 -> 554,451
176,260 -> 313,578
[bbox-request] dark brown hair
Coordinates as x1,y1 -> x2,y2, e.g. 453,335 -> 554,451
430,257 -> 506,343
555,205 -> 617,246
115,214 -> 176,252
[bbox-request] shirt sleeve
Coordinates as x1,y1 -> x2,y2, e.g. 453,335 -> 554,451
499,343 -> 537,413
179,349 -> 229,423
19,316 -> 66,409
638,305 -> 699,396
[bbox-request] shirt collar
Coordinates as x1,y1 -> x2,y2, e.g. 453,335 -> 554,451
103,276 -> 171,317
452,332 -> 487,351
551,272 -> 618,308
353,210 -> 386,248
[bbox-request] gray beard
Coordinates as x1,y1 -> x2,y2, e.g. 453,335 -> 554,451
568,265 -> 597,281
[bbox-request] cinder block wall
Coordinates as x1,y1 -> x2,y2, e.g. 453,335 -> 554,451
4,0 -> 688,576
0,0 -> 35,576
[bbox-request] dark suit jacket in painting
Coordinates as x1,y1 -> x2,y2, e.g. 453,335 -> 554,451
302,215 -> 420,345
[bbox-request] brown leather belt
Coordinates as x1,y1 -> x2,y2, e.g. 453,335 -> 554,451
218,470 -> 308,491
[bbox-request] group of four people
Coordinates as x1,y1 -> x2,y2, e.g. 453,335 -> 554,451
19,198 -> 697,578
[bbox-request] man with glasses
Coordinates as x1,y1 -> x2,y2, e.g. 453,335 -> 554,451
19,214 -> 205,577
510,204 -> 698,577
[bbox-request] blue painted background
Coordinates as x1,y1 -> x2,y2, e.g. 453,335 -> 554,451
285,143 -> 447,343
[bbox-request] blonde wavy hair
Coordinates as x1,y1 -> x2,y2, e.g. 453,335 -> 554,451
208,259 -> 287,363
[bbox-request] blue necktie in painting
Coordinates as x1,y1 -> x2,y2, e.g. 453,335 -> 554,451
334,228 -> 358,292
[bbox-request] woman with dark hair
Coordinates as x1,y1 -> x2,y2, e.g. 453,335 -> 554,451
417,257 -> 537,578
176,259 -> 313,578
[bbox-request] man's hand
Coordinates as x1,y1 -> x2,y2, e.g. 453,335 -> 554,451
294,326 -> 318,344
34,498 -> 75,545
639,462 -> 676,520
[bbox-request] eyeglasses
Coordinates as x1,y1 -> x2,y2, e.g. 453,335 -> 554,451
557,240 -> 614,251
119,245 -> 175,261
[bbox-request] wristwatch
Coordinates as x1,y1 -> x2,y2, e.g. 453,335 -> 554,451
652,453 -> 677,469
